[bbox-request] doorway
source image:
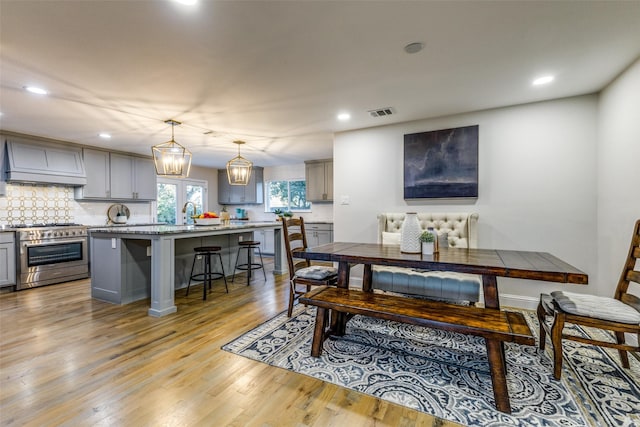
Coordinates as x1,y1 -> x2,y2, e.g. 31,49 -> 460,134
156,178 -> 208,225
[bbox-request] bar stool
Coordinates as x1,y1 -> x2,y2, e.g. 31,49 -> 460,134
232,240 -> 266,286
186,246 -> 228,300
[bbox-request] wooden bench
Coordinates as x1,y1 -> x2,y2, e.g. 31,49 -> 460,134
299,286 -> 535,414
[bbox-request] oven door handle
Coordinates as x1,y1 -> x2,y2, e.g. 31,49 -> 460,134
23,238 -> 87,248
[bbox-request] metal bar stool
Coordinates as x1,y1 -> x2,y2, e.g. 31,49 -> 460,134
232,240 -> 266,285
186,246 -> 228,300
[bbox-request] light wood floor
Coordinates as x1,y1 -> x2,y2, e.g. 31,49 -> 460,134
0,262 -> 461,427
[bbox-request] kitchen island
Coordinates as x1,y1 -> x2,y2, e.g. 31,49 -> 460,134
89,222 -> 283,316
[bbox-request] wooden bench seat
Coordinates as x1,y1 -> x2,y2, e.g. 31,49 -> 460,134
299,286 -> 535,414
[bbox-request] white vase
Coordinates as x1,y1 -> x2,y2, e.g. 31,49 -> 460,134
400,212 -> 421,253
421,242 -> 434,255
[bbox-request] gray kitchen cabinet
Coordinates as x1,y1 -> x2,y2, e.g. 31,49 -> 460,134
305,222 -> 333,248
0,232 -> 16,287
0,140 -> 6,196
90,236 -> 151,304
218,167 -> 264,205
78,148 -> 110,198
305,159 -> 333,202
2,136 -> 87,186
76,149 -> 156,201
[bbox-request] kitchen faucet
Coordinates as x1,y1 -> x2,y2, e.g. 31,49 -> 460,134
182,201 -> 198,216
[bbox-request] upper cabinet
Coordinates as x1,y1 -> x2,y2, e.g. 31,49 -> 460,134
75,149 -> 157,201
305,159 -> 333,202
218,167 -> 264,205
2,136 -> 86,186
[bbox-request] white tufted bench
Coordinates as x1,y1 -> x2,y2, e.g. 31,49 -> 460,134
374,213 -> 481,304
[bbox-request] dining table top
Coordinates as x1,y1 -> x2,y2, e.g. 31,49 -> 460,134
294,242 -> 588,285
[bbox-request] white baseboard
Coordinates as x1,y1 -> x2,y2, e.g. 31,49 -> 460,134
499,293 -> 539,310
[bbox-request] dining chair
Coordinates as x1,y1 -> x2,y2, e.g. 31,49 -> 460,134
282,217 -> 338,317
537,219 -> 640,380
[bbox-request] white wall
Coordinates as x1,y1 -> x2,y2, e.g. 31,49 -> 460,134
597,59 -> 640,295
334,94 -> 600,307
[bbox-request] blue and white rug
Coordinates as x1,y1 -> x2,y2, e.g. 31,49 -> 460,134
222,306 -> 640,426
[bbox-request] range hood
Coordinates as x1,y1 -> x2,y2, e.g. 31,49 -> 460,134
3,137 -> 87,186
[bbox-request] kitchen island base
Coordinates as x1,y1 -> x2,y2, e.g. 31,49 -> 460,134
89,223 -> 283,316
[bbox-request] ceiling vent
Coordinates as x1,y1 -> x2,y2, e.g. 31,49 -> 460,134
368,107 -> 395,118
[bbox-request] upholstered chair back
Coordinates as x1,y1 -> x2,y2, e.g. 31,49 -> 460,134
377,213 -> 479,249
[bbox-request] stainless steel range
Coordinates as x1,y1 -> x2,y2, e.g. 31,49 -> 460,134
14,223 -> 89,290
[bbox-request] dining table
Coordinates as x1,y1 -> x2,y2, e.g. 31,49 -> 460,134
293,242 -> 588,333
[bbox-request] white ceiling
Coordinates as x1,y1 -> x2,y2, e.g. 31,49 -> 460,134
1,1 -> 639,169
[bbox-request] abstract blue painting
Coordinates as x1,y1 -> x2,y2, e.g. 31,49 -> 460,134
404,125 -> 479,199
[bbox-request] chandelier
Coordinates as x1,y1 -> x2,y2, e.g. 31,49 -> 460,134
151,119 -> 192,178
226,140 -> 253,185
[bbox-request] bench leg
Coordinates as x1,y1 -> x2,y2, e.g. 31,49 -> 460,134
311,307 -> 328,357
486,338 -> 511,414
550,311 -> 566,380
537,299 -> 548,350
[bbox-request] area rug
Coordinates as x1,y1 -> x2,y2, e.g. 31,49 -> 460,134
222,306 -> 640,426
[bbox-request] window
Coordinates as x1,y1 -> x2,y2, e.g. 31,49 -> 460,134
155,178 -> 207,225
266,180 -> 311,212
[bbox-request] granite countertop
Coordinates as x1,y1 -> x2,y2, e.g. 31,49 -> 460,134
89,221 -> 281,235
86,223 -> 167,228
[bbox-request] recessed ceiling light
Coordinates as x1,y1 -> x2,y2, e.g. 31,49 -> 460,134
99,133 -> 112,139
24,86 -> 48,95
532,75 -> 554,86
404,42 -> 424,54
337,113 -> 351,121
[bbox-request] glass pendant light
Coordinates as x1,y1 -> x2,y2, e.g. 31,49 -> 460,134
151,119 -> 192,178
226,140 -> 253,185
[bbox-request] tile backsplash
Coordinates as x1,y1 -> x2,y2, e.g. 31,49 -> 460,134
0,183 -> 153,226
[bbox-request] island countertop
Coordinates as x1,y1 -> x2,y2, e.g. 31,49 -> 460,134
89,221 -> 280,235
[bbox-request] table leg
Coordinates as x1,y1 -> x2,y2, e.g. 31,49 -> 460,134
486,338 -> 511,414
362,264 -> 373,292
331,261 -> 351,335
482,274 -> 500,309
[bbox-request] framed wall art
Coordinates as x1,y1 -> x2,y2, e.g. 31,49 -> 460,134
404,125 -> 478,199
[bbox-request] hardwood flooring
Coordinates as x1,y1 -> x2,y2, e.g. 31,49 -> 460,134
0,262 -> 461,427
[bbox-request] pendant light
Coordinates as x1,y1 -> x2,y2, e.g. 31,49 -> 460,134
226,140 -> 253,185
151,119 -> 192,178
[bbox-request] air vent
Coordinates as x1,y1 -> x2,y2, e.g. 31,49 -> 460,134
368,107 -> 395,118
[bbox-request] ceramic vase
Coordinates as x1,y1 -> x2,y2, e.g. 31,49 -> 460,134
400,212 -> 421,253
421,242 -> 434,255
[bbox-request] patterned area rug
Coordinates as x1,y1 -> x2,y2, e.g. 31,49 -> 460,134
222,306 -> 640,426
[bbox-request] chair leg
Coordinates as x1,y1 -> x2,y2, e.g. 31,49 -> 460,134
217,253 -> 229,293
246,246 -> 252,285
256,246 -> 267,280
550,311 -> 566,380
186,253 -> 198,296
537,300 -> 547,350
203,254 -> 214,301
287,280 -> 296,317
615,331 -> 630,368
231,247 -> 241,282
